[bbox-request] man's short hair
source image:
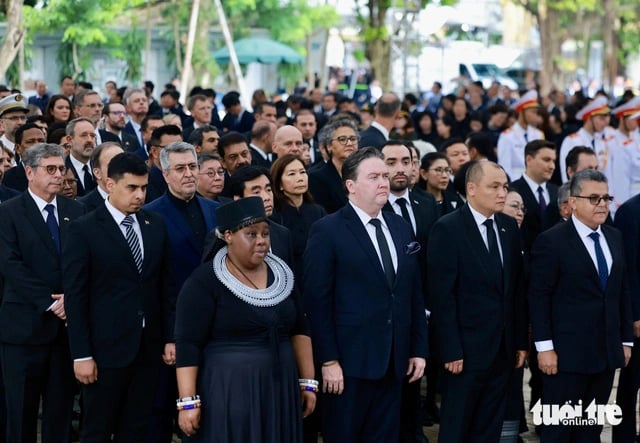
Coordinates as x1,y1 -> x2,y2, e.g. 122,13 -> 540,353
342,146 -> 384,187
187,125 -> 218,146
91,142 -> 122,170
22,143 -> 63,168
293,109 -> 316,124
77,81 -> 93,90
123,88 -> 146,106
221,91 -> 241,109
488,104 -> 509,116
375,94 -> 402,118
251,121 -> 272,141
440,137 -> 466,154
144,80 -> 154,92
466,132 -> 496,161
466,160 -> 503,186
569,169 -> 608,196
217,132 -> 247,159
197,153 -> 222,167
557,182 -> 571,206
149,124 -> 182,147
159,141 -> 197,171
108,152 -> 149,181
524,139 -> 556,160
15,123 -> 44,146
72,89 -> 100,108
65,117 -> 95,137
141,115 -> 164,133
379,139 -> 412,157
565,146 -> 596,172
160,90 -> 180,101
254,102 -> 276,115
229,166 -> 270,198
187,94 -> 208,111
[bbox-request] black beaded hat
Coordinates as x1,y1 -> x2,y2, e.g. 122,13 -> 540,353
216,196 -> 267,232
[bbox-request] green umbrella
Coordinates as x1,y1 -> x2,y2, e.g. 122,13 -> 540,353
213,37 -> 304,65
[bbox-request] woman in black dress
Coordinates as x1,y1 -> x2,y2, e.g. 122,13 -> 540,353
175,197 -> 316,442
269,154 -> 326,282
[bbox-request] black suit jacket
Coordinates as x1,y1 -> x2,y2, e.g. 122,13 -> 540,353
614,194 -> 640,322
304,204 -> 428,380
0,184 -> 19,202
2,164 -> 27,192
509,177 -> 558,251
221,111 -> 255,134
0,193 -> 85,345
98,129 -> 120,145
201,219 -> 293,267
77,188 -> 105,212
359,125 -> 387,149
249,146 -> 272,169
308,160 -> 347,214
145,164 -> 167,203
65,156 -> 96,197
122,121 -> 142,153
427,205 -> 527,370
63,206 -> 176,368
529,218 -> 633,373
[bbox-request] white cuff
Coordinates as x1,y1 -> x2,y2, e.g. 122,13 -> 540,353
74,357 -> 93,362
535,340 -> 554,352
623,342 -> 634,347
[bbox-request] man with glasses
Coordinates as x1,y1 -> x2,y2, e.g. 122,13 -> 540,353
196,154 -> 228,203
144,142 -> 219,443
0,93 -> 29,158
102,102 -> 139,152
73,89 -> 121,146
0,143 -> 85,443
529,169 -> 632,442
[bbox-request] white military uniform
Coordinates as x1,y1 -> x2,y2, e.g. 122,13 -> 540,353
497,90 -> 544,180
608,99 -> 640,214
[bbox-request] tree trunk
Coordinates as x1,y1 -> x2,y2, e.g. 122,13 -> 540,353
536,0 -> 562,95
0,0 -> 24,82
602,0 -> 616,92
179,0 -> 200,100
365,0 -> 391,91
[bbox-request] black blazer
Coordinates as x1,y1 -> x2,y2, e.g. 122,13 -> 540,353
509,177 -> 558,251
427,205 -> 527,370
65,156 -> 96,197
122,121 -> 142,153
249,146 -> 272,169
303,204 -> 428,380
145,164 -> 167,203
98,129 -> 120,145
221,111 -> 255,134
614,194 -> 640,321
201,219 -> 294,268
77,188 -> 105,212
358,125 -> 387,149
308,160 -> 347,214
0,193 -> 85,345
528,218 -> 633,373
0,184 -> 19,202
2,164 -> 28,192
63,206 -> 176,368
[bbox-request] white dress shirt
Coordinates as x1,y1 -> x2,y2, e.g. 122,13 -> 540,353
468,203 -> 503,263
388,191 -> 416,234
349,201 -> 398,272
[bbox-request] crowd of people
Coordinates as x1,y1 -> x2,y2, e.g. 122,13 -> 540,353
0,74 -> 638,443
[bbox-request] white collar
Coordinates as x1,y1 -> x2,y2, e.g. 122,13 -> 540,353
371,121 -> 390,140
572,214 -> 603,239
28,188 -> 57,210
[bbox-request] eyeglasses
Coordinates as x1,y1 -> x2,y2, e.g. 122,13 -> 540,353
109,111 -> 126,116
200,168 -> 225,178
83,103 -> 104,109
506,203 -> 526,214
332,136 -> 359,145
572,194 -> 614,205
429,167 -> 453,175
62,178 -> 78,186
37,165 -> 67,175
3,115 -> 27,122
168,163 -> 198,174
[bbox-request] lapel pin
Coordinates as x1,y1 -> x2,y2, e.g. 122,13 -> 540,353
63,217 -> 70,222
501,227 -> 506,233
144,220 -> 150,225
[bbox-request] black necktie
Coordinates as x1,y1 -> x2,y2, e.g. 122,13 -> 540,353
483,219 -> 503,292
588,232 -> 608,289
82,164 -> 92,190
369,219 -> 396,288
591,138 -> 596,149
395,198 -> 412,227
537,186 -> 547,215
44,204 -> 60,253
524,131 -> 528,143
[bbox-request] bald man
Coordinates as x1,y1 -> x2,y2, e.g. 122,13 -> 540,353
271,125 -> 304,159
249,120 -> 276,168
359,92 -> 402,149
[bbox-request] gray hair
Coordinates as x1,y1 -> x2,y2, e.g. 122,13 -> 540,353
159,141 -> 197,171
197,153 -> 222,168
569,168 -> 608,196
557,182 -> 571,206
72,89 -> 99,108
319,119 -> 358,151
123,88 -> 146,106
22,143 -> 64,168
66,117 -> 94,136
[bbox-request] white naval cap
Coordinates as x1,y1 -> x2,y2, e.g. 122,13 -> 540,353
575,96 -> 610,121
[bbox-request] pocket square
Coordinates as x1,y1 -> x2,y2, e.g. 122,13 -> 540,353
405,241 -> 421,255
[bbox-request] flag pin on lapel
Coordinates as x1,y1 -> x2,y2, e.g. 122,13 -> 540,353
501,228 -> 506,233
63,217 -> 70,222
144,220 -> 150,225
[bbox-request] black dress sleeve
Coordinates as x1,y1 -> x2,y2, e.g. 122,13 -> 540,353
289,284 -> 310,337
175,264 -> 218,367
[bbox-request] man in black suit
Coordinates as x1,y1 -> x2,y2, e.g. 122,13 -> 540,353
202,165 -> 293,266
0,143 -> 85,443
78,141 -> 124,211
272,125 -> 304,159
102,102 -> 140,152
145,125 -> 183,203
182,94 -> 213,142
427,161 -> 528,442
529,169 -> 633,442
308,119 -> 359,213
304,147 -> 427,442
63,152 -> 176,442
216,131 -> 252,198
508,140 -> 559,252
133,115 -> 165,161
612,193 -> 640,442
64,117 -> 98,197
220,91 -> 255,134
2,123 -> 46,191
293,109 -> 324,166
122,89 -> 150,153
248,120 -> 275,168
358,92 -> 401,149
381,140 -> 437,443
187,124 -> 220,155
72,89 -> 121,146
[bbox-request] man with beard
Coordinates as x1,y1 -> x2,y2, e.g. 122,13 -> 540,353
381,141 -> 437,443
72,89 -> 120,146
102,102 -> 140,152
144,142 -> 219,443
65,117 -> 98,197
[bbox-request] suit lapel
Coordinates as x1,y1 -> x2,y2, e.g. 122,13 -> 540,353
461,205 -> 502,291
495,215 -> 512,293
136,210 -> 154,275
96,205 -> 140,274
567,219 -> 602,289
22,193 -> 59,256
383,212 -> 405,290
